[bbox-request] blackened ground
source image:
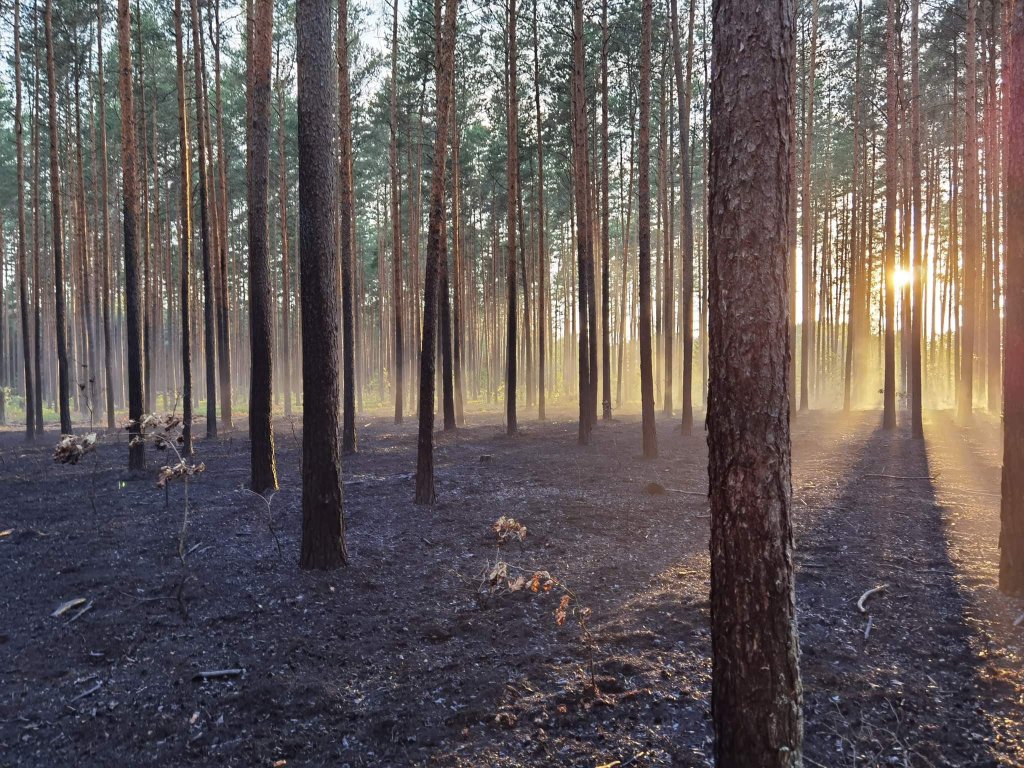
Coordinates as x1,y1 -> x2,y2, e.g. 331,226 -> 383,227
0,407 -> 1020,767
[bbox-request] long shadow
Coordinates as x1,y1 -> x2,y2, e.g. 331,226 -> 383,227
795,415 -> 1013,767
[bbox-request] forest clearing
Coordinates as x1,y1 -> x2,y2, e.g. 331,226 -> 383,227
1,0 -> 1023,763
1,408 -> 1022,766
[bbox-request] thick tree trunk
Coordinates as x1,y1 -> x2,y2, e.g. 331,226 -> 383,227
297,0 -> 347,569
707,0 -> 803,762
118,0 -> 146,472
638,0 -> 657,459
1002,0 -> 1024,596
249,0 -> 278,492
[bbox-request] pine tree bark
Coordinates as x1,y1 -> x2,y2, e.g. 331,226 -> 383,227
882,0 -> 898,430
390,0 -> 404,424
414,0 -> 459,504
174,0 -> 194,456
1001,0 -> 1023,596
191,0 -> 218,437
909,0 -> 923,437
297,0 -> 346,569
571,0 -> 592,444
276,64 -> 292,419
600,0 -> 612,420
14,0 -> 35,440
708,0 -> 803,762
249,0 -> 278,492
505,0 -> 519,436
533,0 -> 546,421
211,1 -> 233,430
97,2 -> 115,431
800,0 -> 818,413
45,0 -> 71,435
960,0 -> 980,422
638,0 -> 657,459
338,0 -> 358,455
118,0 -> 146,471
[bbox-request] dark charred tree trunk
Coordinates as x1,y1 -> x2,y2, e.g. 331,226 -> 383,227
249,0 -> 278,492
297,0 -> 347,569
1000,0 -> 1024,596
571,0 -> 592,444
45,0 -> 71,435
638,0 -> 657,459
174,0 -> 194,456
414,0 -> 459,504
338,0 -> 358,455
707,0 -> 803,762
118,0 -> 146,471
505,0 -> 519,436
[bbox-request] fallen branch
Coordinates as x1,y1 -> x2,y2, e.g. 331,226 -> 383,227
857,585 -> 887,614
70,681 -> 102,702
51,598 -> 87,618
66,601 -> 94,624
193,668 -> 244,682
863,615 -> 874,641
1013,612 -> 1024,627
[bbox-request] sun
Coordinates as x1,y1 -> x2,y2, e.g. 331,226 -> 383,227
894,267 -> 913,289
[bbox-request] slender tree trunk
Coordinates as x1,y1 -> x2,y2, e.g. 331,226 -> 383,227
505,0 -> 519,435
414,0 -> 459,504
118,0 -> 146,471
571,0 -> 592,444
45,0 -> 71,435
800,0 -> 818,412
1001,0 -> 1024,595
14,0 -> 35,440
882,0 -> 898,430
533,0 -> 546,421
338,0 -> 358,454
96,3 -> 115,433
174,0 -> 194,456
600,0 -> 613,419
210,0 -> 233,430
909,0 -> 923,437
297,0 -> 346,569
638,0 -> 657,458
188,0 -> 218,437
960,0 -> 980,421
390,0 -> 404,424
248,0 -> 277,491
708,0 -> 802,761
32,2 -> 44,435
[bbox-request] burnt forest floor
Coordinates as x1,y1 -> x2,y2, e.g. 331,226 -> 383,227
0,406 -> 1022,767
